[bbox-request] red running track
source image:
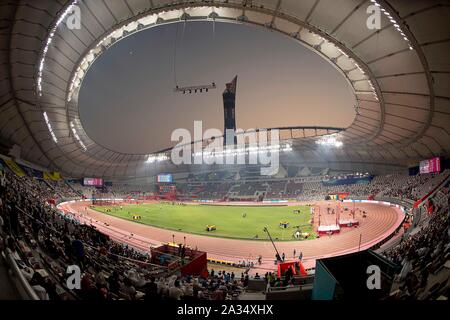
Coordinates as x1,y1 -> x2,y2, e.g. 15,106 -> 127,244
59,200 -> 404,273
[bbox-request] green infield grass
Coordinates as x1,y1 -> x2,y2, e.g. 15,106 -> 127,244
91,202 -> 316,241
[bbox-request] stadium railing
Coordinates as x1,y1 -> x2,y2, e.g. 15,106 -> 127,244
373,197 -> 414,209
266,285 -> 312,300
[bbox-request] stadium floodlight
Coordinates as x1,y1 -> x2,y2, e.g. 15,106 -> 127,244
191,142 -> 292,159
43,112 -> 58,143
377,3 -> 413,49
316,135 -> 343,148
146,153 -> 169,164
38,0 -> 79,97
70,121 -> 87,151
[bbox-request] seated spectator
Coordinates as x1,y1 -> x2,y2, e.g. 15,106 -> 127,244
143,276 -> 159,300
106,271 -> 120,294
121,278 -> 136,300
273,277 -> 282,287
168,280 -> 184,300
30,272 -> 49,300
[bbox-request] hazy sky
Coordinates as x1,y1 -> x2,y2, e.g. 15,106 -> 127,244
79,21 -> 355,154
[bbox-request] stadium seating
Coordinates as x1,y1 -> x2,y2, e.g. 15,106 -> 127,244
0,169 -> 249,300
1,160 -> 449,300
382,188 -> 449,300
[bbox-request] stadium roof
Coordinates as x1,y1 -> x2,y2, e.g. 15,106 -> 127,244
0,0 -> 449,178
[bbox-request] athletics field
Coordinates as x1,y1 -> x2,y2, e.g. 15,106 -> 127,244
91,202 -> 316,241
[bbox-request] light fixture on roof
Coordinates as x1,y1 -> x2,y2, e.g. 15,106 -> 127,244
193,143 -> 292,160
316,135 -> 343,148
43,112 -> 58,143
146,153 -> 169,164
379,3 -> 414,50
367,79 -> 378,101
37,0 -> 79,97
70,121 -> 87,151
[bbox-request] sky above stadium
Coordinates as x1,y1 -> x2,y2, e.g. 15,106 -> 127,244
79,21 -> 355,154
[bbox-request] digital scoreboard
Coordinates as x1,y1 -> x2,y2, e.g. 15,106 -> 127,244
419,157 -> 441,174
157,174 -> 173,183
83,177 -> 103,186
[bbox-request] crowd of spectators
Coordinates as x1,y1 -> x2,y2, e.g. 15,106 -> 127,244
228,182 -> 267,197
383,189 -> 449,299
1,163 -> 449,300
176,170 -> 449,202
47,180 -> 80,198
146,269 -> 245,300
0,169 -> 247,300
63,169 -> 449,204
377,173 -> 433,200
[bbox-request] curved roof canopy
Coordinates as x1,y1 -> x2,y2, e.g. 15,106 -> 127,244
1,0 -> 449,178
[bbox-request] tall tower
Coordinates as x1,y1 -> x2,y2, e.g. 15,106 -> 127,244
222,76 -> 237,145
